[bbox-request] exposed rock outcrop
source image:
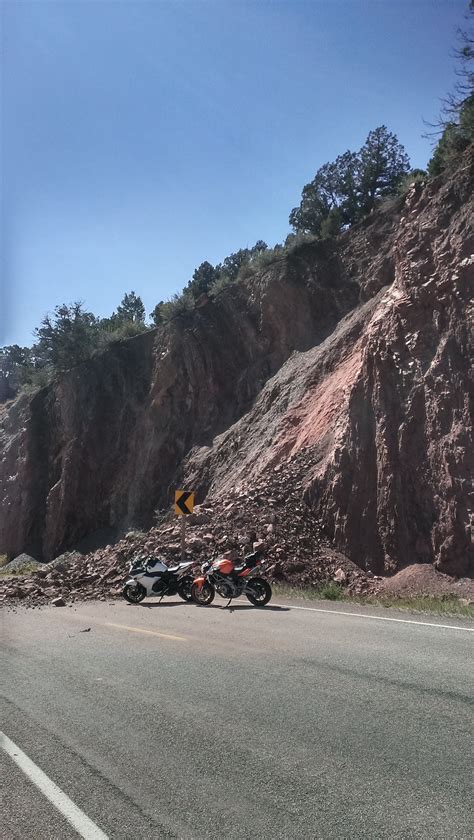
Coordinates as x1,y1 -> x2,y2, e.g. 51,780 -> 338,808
0,149 -> 472,582
184,157 -> 474,576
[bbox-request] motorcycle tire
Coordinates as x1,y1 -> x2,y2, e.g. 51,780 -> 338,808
177,575 -> 194,602
191,581 -> 215,605
245,577 -> 272,606
122,582 -> 146,604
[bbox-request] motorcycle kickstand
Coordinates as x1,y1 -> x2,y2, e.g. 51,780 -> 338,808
222,598 -> 233,609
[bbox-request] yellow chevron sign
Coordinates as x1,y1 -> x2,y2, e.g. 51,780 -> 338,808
174,490 -> 194,516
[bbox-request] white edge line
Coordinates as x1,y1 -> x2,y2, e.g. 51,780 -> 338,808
272,603 -> 474,632
1,732 -> 109,840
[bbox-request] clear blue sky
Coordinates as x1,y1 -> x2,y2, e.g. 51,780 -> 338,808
1,0 -> 468,346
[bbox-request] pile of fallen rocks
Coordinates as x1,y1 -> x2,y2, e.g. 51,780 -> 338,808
2,450 -> 471,610
0,449 -> 380,609
0,550 -> 128,609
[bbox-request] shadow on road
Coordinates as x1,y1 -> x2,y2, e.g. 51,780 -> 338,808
135,601 -> 290,612
136,601 -> 189,608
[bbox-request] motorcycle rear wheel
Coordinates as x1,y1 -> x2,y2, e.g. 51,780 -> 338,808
123,582 -> 146,604
191,581 -> 215,605
245,578 -> 272,606
177,575 -> 194,602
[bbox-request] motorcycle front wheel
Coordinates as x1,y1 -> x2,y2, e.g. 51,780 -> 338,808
245,578 -> 272,606
177,575 -> 194,602
122,582 -> 146,604
191,581 -> 215,605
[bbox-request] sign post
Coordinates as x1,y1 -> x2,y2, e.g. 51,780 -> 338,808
174,490 -> 194,562
180,517 -> 186,563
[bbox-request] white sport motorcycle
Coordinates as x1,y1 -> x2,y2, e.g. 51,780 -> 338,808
122,555 -> 195,604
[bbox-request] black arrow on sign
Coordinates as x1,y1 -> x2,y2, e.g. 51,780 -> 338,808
176,491 -> 193,515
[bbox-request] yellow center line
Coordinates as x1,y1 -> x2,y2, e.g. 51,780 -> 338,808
105,622 -> 188,642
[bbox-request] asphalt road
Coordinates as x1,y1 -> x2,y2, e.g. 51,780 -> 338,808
1,597 -> 473,839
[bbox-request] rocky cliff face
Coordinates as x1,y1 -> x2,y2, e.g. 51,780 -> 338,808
1,150 -> 472,577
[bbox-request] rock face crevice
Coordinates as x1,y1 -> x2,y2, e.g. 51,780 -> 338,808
0,150 -> 472,576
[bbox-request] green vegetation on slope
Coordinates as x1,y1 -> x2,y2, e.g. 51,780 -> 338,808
427,2 -> 473,174
0,292 -> 149,400
289,126 -> 411,236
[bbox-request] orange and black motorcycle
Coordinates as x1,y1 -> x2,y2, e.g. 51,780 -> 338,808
190,550 -> 272,607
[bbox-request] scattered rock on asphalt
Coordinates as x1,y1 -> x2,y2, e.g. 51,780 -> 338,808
52,597 -> 66,607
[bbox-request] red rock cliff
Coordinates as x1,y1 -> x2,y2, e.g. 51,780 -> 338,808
0,150 -> 472,575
